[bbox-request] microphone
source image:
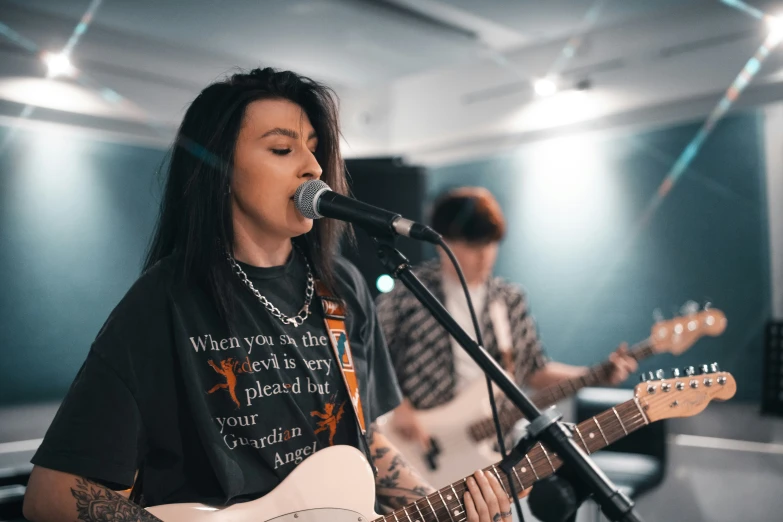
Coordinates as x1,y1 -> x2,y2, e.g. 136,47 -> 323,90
294,179 -> 441,244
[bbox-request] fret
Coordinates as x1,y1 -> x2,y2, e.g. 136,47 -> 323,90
425,495 -> 439,521
392,511 -> 401,522
469,338 -> 661,445
490,465 -> 509,496
540,444 -> 556,472
401,506 -> 414,522
593,417 -> 609,445
632,398 -> 650,425
630,340 -> 653,360
512,466 -> 525,493
612,407 -> 628,435
525,454 -> 539,480
574,426 -> 590,454
449,485 -> 465,516
437,490 -> 455,522
412,499 -> 426,522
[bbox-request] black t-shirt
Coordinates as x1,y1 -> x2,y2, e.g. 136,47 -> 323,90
31,249 -> 402,506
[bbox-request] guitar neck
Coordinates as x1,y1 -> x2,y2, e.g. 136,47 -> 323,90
467,339 -> 655,442
534,339 -> 655,408
377,398 -> 650,522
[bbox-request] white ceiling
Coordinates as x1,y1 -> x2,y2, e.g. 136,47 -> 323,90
0,0 -> 781,160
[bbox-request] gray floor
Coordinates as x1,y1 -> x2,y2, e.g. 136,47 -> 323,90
580,401 -> 783,522
2,401 -> 782,521
501,400 -> 783,522
630,402 -> 783,522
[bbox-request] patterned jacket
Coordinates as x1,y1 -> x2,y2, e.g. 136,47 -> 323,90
375,260 -> 548,410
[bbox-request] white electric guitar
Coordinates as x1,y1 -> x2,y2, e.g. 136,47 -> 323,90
379,308 -> 726,487
147,369 -> 736,521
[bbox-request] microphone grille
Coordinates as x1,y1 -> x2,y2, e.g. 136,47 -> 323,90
294,179 -> 330,219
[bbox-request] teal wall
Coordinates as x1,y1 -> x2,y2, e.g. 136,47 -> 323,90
427,112 -> 769,401
0,125 -> 166,405
0,111 -> 770,405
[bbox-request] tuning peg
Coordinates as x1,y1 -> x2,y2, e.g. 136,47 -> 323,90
640,371 -> 656,382
710,362 -> 720,373
671,368 -> 681,378
698,364 -> 710,375
655,369 -> 665,380
653,308 -> 664,322
680,300 -> 699,315
703,301 -> 712,310
684,366 -> 696,376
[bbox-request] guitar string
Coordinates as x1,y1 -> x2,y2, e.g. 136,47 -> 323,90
377,410 -> 648,522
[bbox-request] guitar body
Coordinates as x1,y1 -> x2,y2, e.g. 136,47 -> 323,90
144,369 -> 734,522
147,445 -> 378,522
379,307 -> 728,488
378,379 -> 503,488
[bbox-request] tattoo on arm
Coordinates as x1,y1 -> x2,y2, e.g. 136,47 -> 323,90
377,486 -> 432,511
371,446 -> 391,462
388,454 -> 404,472
368,422 -> 435,510
70,478 -> 162,522
376,470 -> 431,511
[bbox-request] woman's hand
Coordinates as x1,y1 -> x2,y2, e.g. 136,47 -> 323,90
464,470 -> 512,522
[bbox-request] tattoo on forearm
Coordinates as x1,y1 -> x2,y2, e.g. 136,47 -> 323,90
368,422 -> 435,510
376,484 -> 432,510
378,470 -> 401,489
70,478 -> 161,522
371,446 -> 390,462
388,454 -> 406,472
374,449 -> 433,509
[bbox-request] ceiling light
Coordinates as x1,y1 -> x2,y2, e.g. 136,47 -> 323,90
533,77 -> 558,97
43,51 -> 74,78
767,16 -> 783,46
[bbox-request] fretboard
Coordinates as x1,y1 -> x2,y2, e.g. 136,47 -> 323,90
467,339 -> 655,442
375,399 -> 649,522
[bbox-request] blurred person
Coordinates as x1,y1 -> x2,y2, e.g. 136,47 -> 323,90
376,187 -> 637,450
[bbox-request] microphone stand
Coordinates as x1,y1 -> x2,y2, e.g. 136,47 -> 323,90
372,237 -> 644,522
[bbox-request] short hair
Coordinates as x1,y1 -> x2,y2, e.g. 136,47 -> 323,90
430,187 -> 506,243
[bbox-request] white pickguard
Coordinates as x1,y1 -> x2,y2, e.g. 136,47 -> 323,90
146,446 -> 378,521
377,379 -> 508,489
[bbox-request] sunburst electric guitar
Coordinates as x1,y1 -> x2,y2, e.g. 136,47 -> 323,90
379,308 -> 726,487
147,368 -> 735,521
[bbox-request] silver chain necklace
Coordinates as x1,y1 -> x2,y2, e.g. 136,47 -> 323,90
226,246 -> 315,328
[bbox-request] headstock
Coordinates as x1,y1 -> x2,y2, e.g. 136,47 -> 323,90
636,364 -> 736,422
649,307 -> 727,355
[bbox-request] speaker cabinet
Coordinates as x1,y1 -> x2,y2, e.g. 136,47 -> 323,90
342,157 -> 427,299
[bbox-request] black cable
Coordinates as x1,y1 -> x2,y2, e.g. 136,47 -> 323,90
437,237 -> 526,522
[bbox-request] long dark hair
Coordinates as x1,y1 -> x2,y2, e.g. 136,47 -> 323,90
144,67 -> 349,324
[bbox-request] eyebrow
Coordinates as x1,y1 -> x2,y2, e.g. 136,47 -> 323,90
260,128 -> 318,141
